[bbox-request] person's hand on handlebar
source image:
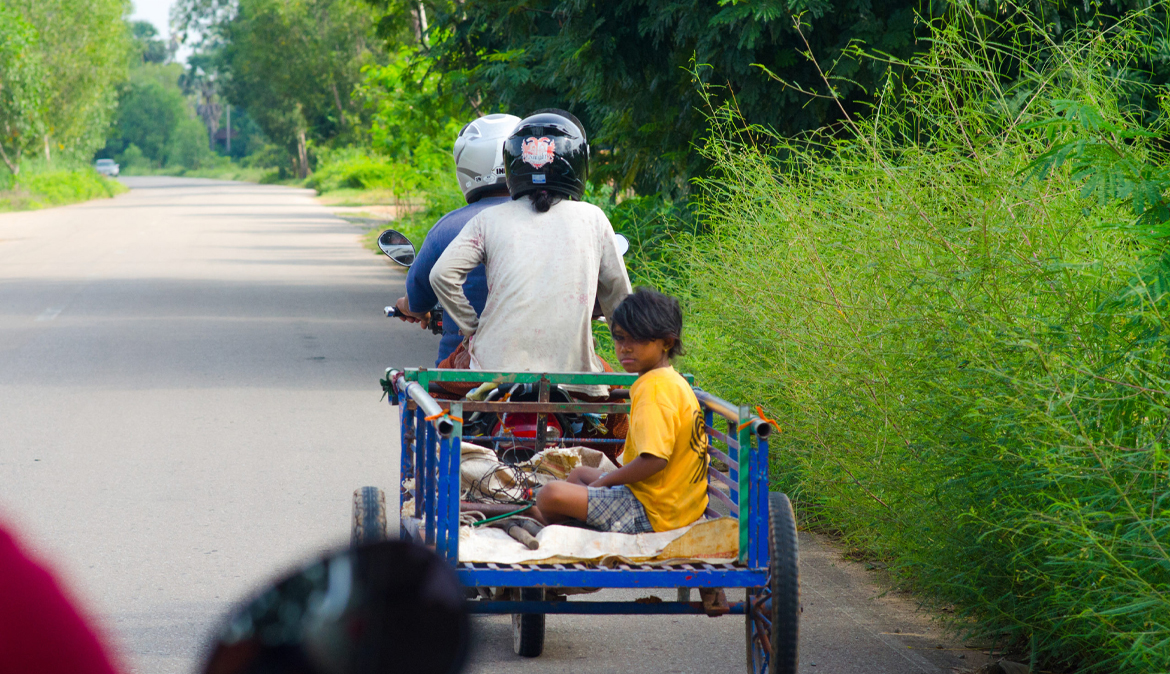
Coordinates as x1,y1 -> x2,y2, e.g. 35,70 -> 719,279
394,296 -> 430,328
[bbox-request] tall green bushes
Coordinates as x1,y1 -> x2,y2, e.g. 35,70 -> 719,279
0,6 -> 46,175
673,7 -> 1169,671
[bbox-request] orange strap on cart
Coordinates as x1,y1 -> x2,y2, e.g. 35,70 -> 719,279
736,406 -> 780,433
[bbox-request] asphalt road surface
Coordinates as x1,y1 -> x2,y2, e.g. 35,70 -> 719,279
0,177 -> 989,674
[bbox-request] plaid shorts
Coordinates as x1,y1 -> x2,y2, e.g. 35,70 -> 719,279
586,485 -> 654,534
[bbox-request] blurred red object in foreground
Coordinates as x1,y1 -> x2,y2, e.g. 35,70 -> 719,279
0,522 -> 122,674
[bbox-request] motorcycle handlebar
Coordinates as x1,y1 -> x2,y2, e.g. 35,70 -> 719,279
385,304 -> 445,336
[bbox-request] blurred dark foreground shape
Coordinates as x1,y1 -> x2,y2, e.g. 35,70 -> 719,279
204,540 -> 471,674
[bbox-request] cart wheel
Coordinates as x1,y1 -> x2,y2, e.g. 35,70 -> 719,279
512,588 -> 546,657
746,492 -> 800,674
351,486 -> 387,546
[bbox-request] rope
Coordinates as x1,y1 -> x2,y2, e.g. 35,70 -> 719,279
470,503 -> 535,527
459,510 -> 486,526
466,462 -> 528,504
463,456 -> 550,504
424,412 -> 464,423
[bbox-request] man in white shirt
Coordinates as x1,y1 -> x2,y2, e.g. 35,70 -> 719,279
429,110 -> 632,397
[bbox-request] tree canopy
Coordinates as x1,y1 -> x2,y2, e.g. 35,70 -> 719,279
0,4 -> 46,175
100,64 -> 214,170
405,0 -> 940,196
4,0 -> 132,163
131,21 -> 172,65
175,0 -> 384,177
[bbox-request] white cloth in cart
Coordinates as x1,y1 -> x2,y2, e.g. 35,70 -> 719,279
457,516 -> 738,565
460,443 -> 619,502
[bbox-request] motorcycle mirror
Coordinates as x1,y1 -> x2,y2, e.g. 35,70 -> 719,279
377,230 -> 417,267
614,233 -> 630,257
202,540 -> 470,674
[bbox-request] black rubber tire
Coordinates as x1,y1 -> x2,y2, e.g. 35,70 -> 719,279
351,486 -> 388,546
746,492 -> 800,674
512,588 -> 546,657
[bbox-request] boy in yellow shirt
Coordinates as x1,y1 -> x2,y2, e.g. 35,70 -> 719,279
533,288 -> 709,533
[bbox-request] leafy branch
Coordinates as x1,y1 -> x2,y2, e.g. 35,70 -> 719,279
1024,99 -> 1170,250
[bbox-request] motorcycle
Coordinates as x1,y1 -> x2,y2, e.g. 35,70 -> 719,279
379,229 -> 445,335
377,228 -> 627,463
202,540 -> 469,674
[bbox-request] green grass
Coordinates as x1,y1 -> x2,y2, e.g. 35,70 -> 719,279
0,168 -> 126,211
310,147 -> 466,258
316,187 -> 401,206
649,7 -> 1170,673
121,163 -> 283,184
352,206 -> 436,257
177,165 -> 280,183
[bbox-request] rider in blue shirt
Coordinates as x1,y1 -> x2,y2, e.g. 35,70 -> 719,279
392,114 -> 520,364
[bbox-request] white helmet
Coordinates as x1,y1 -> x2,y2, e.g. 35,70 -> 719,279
453,113 -> 521,203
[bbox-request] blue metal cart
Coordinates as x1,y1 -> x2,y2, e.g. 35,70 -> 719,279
360,368 -> 799,674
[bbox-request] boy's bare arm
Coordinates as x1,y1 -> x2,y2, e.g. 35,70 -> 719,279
566,466 -> 607,486
589,455 -> 667,488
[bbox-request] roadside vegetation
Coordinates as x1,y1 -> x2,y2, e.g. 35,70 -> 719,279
0,1 -> 132,210
669,8 -> 1170,670
0,162 -> 126,212
95,19 -> 291,183
3,0 -> 1168,669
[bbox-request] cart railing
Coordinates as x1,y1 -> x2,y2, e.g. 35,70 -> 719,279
384,368 -> 772,569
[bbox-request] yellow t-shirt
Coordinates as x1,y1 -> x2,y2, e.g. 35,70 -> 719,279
621,366 -> 709,531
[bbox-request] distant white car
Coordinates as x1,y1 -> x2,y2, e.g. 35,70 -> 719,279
94,158 -> 120,177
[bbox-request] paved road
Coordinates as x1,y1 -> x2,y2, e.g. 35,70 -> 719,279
0,178 -> 987,674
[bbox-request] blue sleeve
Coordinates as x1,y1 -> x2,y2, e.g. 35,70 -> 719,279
404,218 -> 452,313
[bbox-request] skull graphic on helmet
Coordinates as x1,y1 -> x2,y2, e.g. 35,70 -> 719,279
520,137 -> 555,168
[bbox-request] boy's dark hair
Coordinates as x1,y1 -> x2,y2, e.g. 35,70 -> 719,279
611,288 -> 685,358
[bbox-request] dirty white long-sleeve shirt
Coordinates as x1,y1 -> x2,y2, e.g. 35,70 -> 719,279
429,198 -> 633,396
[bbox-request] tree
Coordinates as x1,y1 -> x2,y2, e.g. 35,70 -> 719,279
405,0 -> 940,197
180,54 -> 224,152
402,0 -> 1170,197
101,63 -> 212,169
0,5 -> 46,175
171,0 -> 237,46
5,0 -> 132,162
175,0 -> 383,178
131,21 -> 172,65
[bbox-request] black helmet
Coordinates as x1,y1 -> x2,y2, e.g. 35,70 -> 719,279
502,111 -> 589,201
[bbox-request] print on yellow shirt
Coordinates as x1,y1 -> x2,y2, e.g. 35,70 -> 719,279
622,367 -> 710,532
684,409 -> 709,484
